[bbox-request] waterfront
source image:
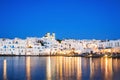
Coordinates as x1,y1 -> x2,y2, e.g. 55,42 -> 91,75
0,33 -> 120,56
0,56 -> 120,80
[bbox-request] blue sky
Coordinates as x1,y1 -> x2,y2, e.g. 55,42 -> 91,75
0,0 -> 120,39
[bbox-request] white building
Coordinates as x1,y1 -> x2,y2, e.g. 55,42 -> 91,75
98,40 -> 120,53
0,33 -> 120,55
0,38 -> 26,55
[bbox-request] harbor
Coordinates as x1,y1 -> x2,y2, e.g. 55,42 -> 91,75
0,0 -> 120,79
0,56 -> 120,80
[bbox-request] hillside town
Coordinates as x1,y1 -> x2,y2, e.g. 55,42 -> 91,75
0,33 -> 120,57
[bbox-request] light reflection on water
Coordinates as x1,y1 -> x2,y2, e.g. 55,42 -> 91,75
3,59 -> 7,80
0,56 -> 120,80
26,57 -> 31,80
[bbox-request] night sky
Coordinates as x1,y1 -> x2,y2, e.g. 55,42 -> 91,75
0,0 -> 120,40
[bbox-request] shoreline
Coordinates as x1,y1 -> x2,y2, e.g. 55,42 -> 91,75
0,54 -> 120,58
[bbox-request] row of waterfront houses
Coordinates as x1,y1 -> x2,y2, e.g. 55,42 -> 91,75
0,33 -> 120,55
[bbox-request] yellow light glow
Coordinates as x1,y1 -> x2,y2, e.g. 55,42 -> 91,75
89,54 -> 92,57
104,54 -> 108,57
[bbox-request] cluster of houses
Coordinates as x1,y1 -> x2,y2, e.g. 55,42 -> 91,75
0,33 -> 120,55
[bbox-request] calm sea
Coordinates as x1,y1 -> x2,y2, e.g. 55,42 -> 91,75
0,56 -> 120,80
